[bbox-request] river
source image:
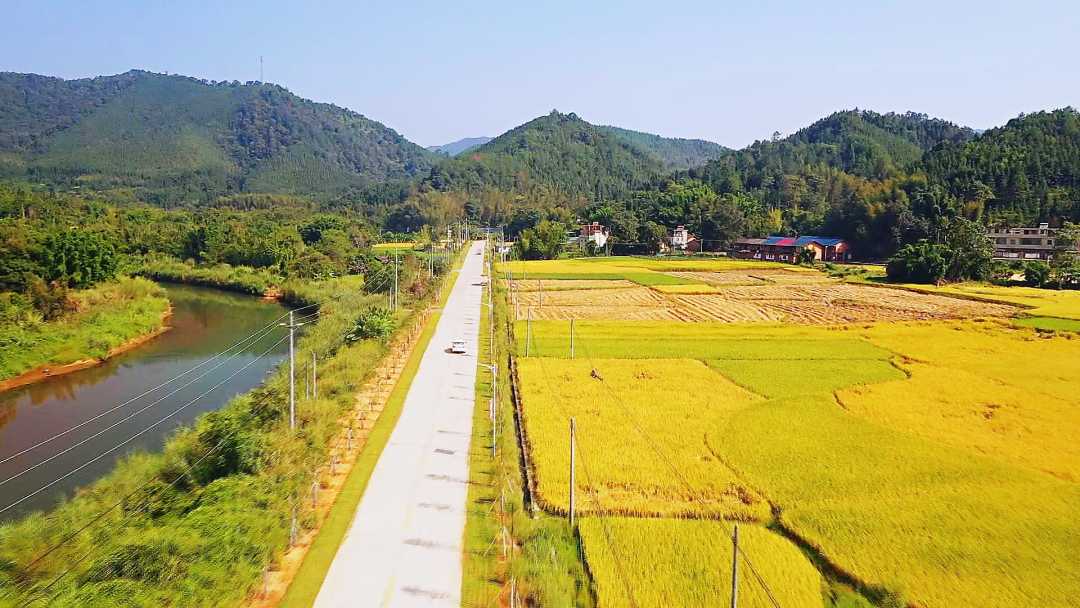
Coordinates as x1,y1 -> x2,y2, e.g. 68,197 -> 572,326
0,284 -> 295,521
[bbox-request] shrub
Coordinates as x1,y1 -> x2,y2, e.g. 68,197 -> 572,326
345,307 -> 396,343
1025,260 -> 1051,286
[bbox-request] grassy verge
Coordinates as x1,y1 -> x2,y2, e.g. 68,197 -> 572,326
278,313 -> 442,608
460,257 -> 594,608
0,277 -> 169,382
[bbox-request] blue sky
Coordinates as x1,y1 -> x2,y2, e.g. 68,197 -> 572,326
2,0 -> 1078,148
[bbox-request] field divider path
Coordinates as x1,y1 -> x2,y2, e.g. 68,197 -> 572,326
311,241 -> 484,608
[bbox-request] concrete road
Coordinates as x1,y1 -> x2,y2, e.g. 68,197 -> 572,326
313,240 -> 485,608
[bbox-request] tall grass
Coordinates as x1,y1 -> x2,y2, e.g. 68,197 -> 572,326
129,253 -> 281,296
0,277 -> 169,381
0,260 -> 455,606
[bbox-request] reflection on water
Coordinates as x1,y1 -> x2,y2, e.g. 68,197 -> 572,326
0,284 -> 294,520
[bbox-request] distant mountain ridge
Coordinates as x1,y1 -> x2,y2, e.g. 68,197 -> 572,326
0,70 -> 436,202
426,137 -> 492,156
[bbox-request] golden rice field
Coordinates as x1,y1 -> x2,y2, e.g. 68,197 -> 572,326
579,519 -> 823,608
517,357 -> 768,519
895,282 -> 1080,320
514,318 -> 1080,608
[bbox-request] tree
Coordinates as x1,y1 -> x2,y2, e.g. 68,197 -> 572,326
689,195 -> 745,250
40,230 -> 118,289
939,217 -> 995,282
1025,260 -> 1051,286
640,221 -> 668,254
345,307 -> 396,343
515,220 -> 566,260
886,241 -> 948,284
797,247 -> 817,266
298,215 -> 347,245
1050,222 -> 1080,286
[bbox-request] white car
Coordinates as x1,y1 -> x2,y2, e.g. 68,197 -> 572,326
450,340 -> 468,354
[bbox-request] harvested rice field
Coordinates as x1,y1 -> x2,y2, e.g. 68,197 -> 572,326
510,280 -> 1016,323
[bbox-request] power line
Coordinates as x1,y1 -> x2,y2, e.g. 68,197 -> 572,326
573,428 -> 641,608
20,312 -> 368,581
570,323 -> 783,608
0,321 -> 283,493
0,318 -> 286,470
0,334 -> 288,518
23,419 -> 269,605
16,271 -> 437,601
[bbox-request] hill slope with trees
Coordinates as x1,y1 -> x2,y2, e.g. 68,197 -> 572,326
598,126 -> 727,169
0,70 -> 435,203
423,111 -> 667,201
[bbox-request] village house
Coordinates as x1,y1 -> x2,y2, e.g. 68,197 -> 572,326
578,222 -> 610,248
731,236 -> 850,263
670,226 -> 691,251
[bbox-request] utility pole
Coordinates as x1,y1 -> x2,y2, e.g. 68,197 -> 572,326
279,311 -> 306,429
731,524 -> 740,608
569,417 -> 576,528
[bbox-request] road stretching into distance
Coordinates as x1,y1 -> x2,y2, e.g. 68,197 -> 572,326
313,240 -> 485,607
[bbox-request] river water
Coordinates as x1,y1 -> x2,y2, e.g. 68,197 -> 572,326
0,284 -> 293,521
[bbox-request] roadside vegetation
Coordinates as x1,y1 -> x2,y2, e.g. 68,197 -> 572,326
0,243 -> 456,606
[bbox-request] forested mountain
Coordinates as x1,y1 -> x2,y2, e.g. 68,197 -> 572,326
599,126 -> 727,169
0,70 -> 435,203
426,137 -> 492,156
695,110 -> 976,191
923,108 -> 1080,224
422,111 -> 666,200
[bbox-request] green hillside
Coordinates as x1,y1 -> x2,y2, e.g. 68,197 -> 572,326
697,110 -> 976,191
0,70 -> 434,202
599,126 -> 727,169
922,108 -> 1080,223
424,111 -> 666,200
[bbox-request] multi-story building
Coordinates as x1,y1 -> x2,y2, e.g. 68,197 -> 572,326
988,224 -> 1061,261
670,226 -> 690,250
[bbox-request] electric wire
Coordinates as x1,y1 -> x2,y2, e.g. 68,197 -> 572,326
17,260 -> 441,602
0,320 -> 282,492
20,313 -> 368,579
0,317 -> 286,470
0,333 -> 289,517
570,321 -> 783,608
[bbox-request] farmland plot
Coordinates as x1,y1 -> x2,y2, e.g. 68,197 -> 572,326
511,281 -> 1016,324
516,358 -> 768,518
579,519 -> 823,608
514,319 -> 1080,608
